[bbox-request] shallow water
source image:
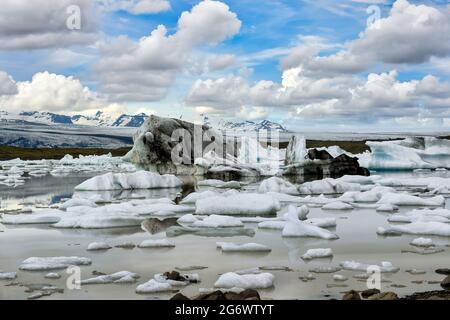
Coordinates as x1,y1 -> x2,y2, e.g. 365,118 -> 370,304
1,171 -> 449,300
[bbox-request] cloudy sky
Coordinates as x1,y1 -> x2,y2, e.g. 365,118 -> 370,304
0,0 -> 449,131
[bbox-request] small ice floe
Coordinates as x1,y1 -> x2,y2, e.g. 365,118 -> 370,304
217,242 -> 272,253
301,248 -> 333,260
177,214 -> 198,224
298,178 -> 361,195
198,180 -> 241,189
283,204 -> 309,220
0,272 -> 17,280
305,217 -> 337,228
309,266 -> 341,274
192,215 -> 243,228
180,190 -> 228,204
81,271 -> 140,285
376,204 -> 399,212
19,257 -> 92,271
136,272 -> 199,293
75,171 -> 182,191
234,267 -> 261,275
135,280 -> 174,293
214,272 -> 274,289
258,221 -> 286,230
322,201 -> 353,210
195,193 -> 280,216
59,198 -> 97,210
115,242 -> 136,249
299,274 -> 316,282
380,221 -> 450,237
258,177 -> 298,195
340,261 -> 399,273
138,239 -> 175,248
44,273 -> 61,279
87,242 -> 112,251
0,209 -> 62,225
376,227 -> 402,236
405,269 -> 426,275
266,192 -> 305,203
401,247 -> 444,255
376,193 -> 445,207
410,237 -> 434,248
333,274 -> 348,282
341,186 -> 395,203
282,207 -> 339,240
166,226 -> 255,237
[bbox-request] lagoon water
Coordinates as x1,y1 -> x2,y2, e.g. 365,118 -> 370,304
1,170 -> 449,300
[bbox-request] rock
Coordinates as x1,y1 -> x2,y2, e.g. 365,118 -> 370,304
342,290 -> 361,300
368,292 -> 399,300
193,289 -> 261,301
307,149 -> 333,161
92,271 -> 106,276
402,290 -> 450,300
170,293 -> 190,300
115,243 -> 136,249
329,154 -> 370,178
361,288 -> 380,299
123,115 -> 232,174
441,275 -> 450,290
163,271 -> 186,282
436,268 -> 450,275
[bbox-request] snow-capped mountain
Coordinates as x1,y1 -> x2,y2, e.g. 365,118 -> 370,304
216,119 -> 288,132
0,110 -> 149,127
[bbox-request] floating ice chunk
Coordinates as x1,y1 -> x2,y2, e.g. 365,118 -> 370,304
322,202 -> 353,210
333,274 -> 348,281
341,186 -> 395,203
81,271 -> 140,285
376,227 -> 402,236
214,272 -> 274,289
258,177 -> 298,195
20,257 -> 92,271
75,171 -> 182,191
138,239 -> 175,248
376,204 -> 399,212
198,180 -> 241,189
195,193 -> 280,216
53,212 -> 144,229
339,260 -> 399,273
282,207 -> 339,240
192,215 -> 243,228
0,272 -> 17,280
376,193 -> 445,206
59,198 -> 97,210
266,192 -> 305,203
258,221 -> 286,230
135,279 -> 173,293
301,248 -> 333,260
410,237 -> 434,247
282,205 -> 309,220
309,266 -> 341,273
1,210 -> 62,225
383,221 -> 450,237
298,178 -> 361,195
44,273 -> 61,279
305,217 -> 337,228
177,214 -> 199,224
180,190 -> 221,204
87,242 -> 112,251
217,242 -> 271,253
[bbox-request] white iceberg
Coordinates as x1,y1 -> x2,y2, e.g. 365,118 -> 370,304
410,237 -> 434,247
81,271 -> 140,285
376,193 -> 444,207
217,242 -> 272,252
282,207 -> 339,240
339,260 -> 399,273
192,215 -> 243,228
75,171 -> 182,191
258,177 -> 298,195
301,248 -> 333,260
87,242 -> 112,251
298,178 -> 361,195
195,193 -> 280,216
322,201 -> 353,210
0,272 -> 17,280
19,257 -> 92,271
214,272 -> 274,289
138,239 -> 175,248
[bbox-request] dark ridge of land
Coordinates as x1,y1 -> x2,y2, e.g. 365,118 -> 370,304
0,146 -> 132,161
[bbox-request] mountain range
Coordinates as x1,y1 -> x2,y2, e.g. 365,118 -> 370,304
0,110 -> 288,132
0,110 -> 149,128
